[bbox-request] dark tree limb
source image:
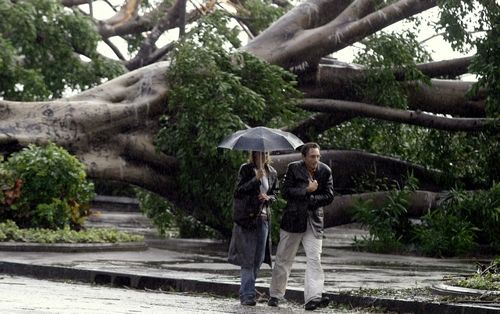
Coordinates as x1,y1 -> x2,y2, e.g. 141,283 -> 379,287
271,150 -> 447,193
284,112 -> 353,141
323,190 -> 444,227
299,98 -> 497,131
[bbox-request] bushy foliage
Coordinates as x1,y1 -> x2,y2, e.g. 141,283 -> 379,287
237,0 -> 288,35
137,189 -> 220,239
0,143 -> 95,230
156,13 -> 303,236
0,0 -> 124,100
321,21 -> 500,188
354,31 -> 431,109
415,210 -> 476,256
0,220 -> 143,243
136,189 -> 175,236
418,183 -> 500,249
353,181 -> 500,257
437,0 -> 500,117
352,175 -> 418,253
321,31 -> 433,161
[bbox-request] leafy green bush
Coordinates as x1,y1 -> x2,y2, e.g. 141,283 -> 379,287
0,220 -> 143,243
351,176 -> 417,253
0,158 -> 18,205
353,180 -> 500,257
136,189 -> 175,237
415,210 -> 476,256
0,143 -> 95,230
136,189 -> 220,238
415,183 -> 500,254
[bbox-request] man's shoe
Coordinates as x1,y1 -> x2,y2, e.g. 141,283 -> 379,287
267,297 -> 279,307
241,299 -> 256,306
305,299 -> 320,311
305,295 -> 330,311
318,295 -> 330,308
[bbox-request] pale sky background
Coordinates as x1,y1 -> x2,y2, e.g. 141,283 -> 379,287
81,0 -> 477,80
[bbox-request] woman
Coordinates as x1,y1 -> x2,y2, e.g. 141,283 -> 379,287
228,151 -> 278,306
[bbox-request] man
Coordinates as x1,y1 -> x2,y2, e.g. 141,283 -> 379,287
268,142 -> 334,311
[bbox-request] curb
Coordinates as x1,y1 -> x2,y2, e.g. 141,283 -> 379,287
0,261 -> 499,313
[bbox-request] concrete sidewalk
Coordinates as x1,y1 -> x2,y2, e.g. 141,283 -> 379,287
1,225 -> 498,313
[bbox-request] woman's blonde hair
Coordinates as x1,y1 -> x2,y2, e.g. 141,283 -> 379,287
248,151 -> 271,165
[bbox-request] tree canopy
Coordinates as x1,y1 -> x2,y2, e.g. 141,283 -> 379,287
0,0 -> 499,237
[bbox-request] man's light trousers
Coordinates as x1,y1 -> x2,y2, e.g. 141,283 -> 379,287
269,222 -> 324,304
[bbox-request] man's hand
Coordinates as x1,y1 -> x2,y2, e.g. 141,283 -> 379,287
306,179 -> 318,193
258,193 -> 270,201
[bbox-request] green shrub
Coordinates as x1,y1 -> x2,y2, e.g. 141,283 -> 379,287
415,210 -> 476,257
351,175 -> 417,253
0,220 -> 143,243
413,183 -> 500,256
136,188 -> 219,238
0,143 -> 95,230
136,189 -> 175,236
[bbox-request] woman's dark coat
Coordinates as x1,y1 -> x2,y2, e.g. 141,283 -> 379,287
227,162 -> 278,268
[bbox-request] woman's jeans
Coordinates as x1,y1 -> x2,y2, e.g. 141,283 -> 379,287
240,218 -> 268,302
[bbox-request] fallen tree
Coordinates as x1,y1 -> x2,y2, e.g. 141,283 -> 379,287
1,0 -> 498,235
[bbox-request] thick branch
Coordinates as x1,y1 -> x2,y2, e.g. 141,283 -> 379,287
400,56 -> 473,79
323,190 -> 444,227
97,5 -> 201,38
126,0 -> 184,70
406,80 -> 486,117
104,0 -> 142,26
284,112 -> 353,141
243,0 -> 352,63
299,98 -> 497,132
301,63 -> 485,117
271,150 -> 447,193
310,56 -> 474,87
244,0 -> 436,68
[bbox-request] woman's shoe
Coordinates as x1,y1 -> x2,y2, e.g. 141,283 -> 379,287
241,299 -> 256,306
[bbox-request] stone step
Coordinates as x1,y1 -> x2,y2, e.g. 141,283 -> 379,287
85,210 -> 158,237
91,195 -> 140,212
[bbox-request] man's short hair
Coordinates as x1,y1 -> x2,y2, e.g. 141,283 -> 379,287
300,142 -> 320,157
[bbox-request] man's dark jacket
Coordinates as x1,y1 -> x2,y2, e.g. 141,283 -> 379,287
281,160 -> 334,238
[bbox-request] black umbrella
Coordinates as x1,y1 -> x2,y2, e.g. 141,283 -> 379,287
218,126 -> 304,152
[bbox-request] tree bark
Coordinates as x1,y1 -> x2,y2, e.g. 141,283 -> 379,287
244,0 -> 436,68
271,151 -> 447,193
299,98 -> 498,131
323,190 -> 443,227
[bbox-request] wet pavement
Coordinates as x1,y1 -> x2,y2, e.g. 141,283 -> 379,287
0,198 -> 496,313
0,225 -> 484,314
1,275 -> 361,314
0,226 -> 477,293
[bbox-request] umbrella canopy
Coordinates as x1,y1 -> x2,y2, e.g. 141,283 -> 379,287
218,126 -> 304,152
